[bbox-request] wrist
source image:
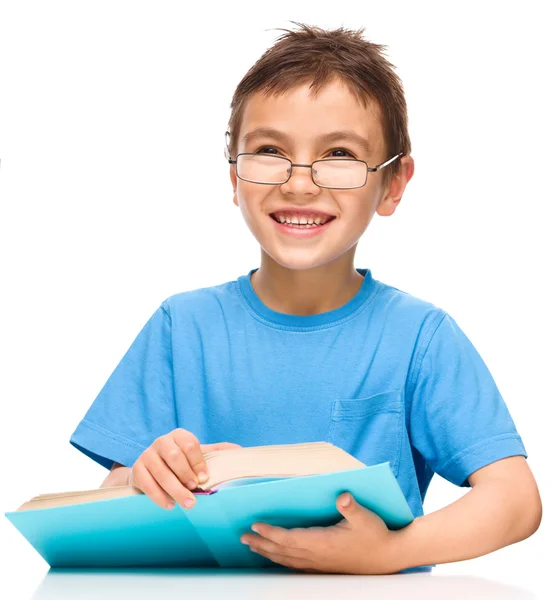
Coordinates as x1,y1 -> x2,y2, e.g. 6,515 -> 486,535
385,518 -> 421,573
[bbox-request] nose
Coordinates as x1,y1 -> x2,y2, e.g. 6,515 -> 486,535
281,163 -> 320,194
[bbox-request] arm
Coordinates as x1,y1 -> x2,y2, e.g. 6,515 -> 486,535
100,462 -> 130,488
389,456 -> 542,571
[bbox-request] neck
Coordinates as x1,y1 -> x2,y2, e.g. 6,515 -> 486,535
251,250 -> 364,316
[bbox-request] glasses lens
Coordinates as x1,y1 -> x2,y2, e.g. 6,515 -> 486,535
313,159 -> 367,188
236,155 -> 367,188
237,154 -> 290,184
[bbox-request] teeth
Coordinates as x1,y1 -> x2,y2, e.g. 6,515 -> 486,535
272,212 -> 333,227
273,213 -> 330,225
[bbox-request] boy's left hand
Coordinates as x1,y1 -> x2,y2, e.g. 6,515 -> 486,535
239,493 -> 401,574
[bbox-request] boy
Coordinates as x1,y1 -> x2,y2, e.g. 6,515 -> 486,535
69,22 -> 541,575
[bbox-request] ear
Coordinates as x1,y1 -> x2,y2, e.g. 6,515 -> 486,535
224,143 -> 238,205
229,163 -> 238,207
376,155 -> 415,217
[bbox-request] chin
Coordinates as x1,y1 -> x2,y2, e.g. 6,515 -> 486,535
262,248 -> 341,272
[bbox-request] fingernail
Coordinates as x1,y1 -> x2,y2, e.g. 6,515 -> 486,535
167,501 -> 175,509
184,498 -> 195,509
198,471 -> 208,483
186,480 -> 197,490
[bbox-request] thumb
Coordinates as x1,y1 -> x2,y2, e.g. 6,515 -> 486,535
336,493 -> 375,526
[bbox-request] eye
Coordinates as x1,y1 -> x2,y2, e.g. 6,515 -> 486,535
255,146 -> 282,155
328,148 -> 356,158
254,146 -> 357,159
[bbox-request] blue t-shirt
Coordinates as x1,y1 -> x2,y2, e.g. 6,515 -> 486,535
70,267 -> 527,571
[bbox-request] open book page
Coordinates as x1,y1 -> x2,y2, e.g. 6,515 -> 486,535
14,442 -> 365,511
211,476 -> 288,490
198,442 -> 365,491
15,486 -> 143,512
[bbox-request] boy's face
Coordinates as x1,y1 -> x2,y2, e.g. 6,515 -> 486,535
229,78 -> 414,271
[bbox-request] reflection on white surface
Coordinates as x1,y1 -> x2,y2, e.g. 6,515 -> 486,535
30,568 -> 536,600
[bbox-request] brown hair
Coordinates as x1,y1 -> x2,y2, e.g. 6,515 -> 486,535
226,21 -> 411,188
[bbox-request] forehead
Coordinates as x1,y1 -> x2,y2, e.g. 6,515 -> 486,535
239,79 -> 383,155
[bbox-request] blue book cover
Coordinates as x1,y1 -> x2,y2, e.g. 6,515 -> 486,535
5,462 -> 414,569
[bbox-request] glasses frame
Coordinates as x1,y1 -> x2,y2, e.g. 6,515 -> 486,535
224,130 -> 404,190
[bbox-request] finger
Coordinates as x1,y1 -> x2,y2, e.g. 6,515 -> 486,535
158,438 -> 203,490
336,493 -> 385,528
244,535 -> 306,559
171,430 -> 209,483
130,461 -> 176,510
250,547 -> 313,571
251,523 -> 304,549
143,449 -> 197,509
200,442 -> 242,453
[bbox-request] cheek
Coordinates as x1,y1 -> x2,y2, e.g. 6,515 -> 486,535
236,183 -> 273,216
339,198 -> 373,228
344,192 -> 378,221
235,192 -> 268,234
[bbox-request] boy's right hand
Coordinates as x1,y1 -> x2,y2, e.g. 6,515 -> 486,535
127,428 -> 241,511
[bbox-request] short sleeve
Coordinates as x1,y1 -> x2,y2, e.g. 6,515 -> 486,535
408,312 -> 527,487
69,302 -> 177,470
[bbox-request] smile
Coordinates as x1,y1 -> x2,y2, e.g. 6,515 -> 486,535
269,213 -> 336,237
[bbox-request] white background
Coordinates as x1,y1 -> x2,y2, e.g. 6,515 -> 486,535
1,1 -> 551,598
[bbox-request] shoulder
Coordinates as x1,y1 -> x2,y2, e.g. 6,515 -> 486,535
159,277 -> 241,321
369,277 -> 458,379
374,277 -> 448,333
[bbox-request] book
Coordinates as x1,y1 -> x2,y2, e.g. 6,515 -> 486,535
5,441 -> 414,568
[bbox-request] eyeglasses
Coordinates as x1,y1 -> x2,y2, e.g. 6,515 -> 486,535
224,131 -> 403,190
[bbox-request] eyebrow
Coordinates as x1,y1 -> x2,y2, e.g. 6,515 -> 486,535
242,126 -> 373,155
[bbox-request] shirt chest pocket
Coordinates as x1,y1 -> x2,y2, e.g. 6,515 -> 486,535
326,390 -> 404,477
